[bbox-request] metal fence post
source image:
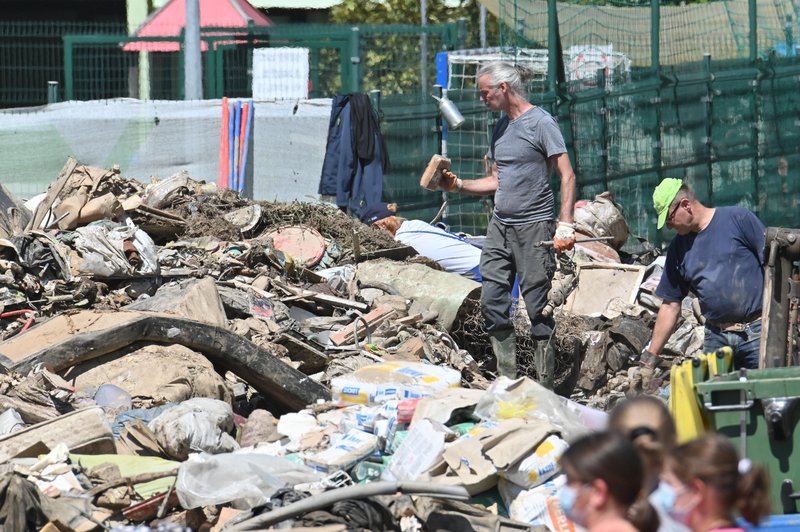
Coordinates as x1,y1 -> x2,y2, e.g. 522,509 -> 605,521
651,0 -> 660,71
348,26 -> 361,94
457,17 -> 467,50
749,0 -> 758,62
369,89 -> 381,119
63,35 -> 74,101
47,81 -> 59,104
547,0 -> 558,95
598,68 -> 609,192
703,53 -> 714,203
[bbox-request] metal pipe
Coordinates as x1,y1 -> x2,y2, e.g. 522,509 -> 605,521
420,0 -> 428,101
224,481 -> 470,530
184,0 -> 202,100
762,228 -> 800,367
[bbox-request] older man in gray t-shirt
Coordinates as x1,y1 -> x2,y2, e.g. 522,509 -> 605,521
440,62 -> 576,389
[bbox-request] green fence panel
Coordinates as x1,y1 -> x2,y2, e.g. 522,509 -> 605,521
0,21 -> 125,107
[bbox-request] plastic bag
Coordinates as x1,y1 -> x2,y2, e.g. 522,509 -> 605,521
473,377 -> 587,440
148,398 -> 239,461
176,451 -> 322,510
574,192 -> 630,250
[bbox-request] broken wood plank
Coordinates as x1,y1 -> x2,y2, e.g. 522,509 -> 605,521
276,332 -> 329,374
329,304 -> 396,346
273,279 -> 368,312
28,156 -> 78,231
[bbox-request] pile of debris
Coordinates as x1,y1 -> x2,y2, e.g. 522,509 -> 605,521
0,159 -> 703,530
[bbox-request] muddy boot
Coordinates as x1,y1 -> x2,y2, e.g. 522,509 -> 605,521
489,329 -> 517,379
534,336 -> 555,390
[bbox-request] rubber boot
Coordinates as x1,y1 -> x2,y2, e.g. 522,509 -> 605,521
489,329 -> 517,379
534,336 -> 555,390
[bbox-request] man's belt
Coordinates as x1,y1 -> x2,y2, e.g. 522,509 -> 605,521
706,312 -> 762,333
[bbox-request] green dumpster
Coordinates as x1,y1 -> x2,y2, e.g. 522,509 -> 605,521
696,367 -> 800,513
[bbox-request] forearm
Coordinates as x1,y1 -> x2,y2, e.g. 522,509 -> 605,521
555,154 -> 576,224
648,301 -> 682,355
558,171 -> 575,223
458,175 -> 498,196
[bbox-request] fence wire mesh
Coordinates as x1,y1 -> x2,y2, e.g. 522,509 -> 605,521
494,0 -> 799,68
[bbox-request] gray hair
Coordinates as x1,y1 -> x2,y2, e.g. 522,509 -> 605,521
476,61 -> 533,96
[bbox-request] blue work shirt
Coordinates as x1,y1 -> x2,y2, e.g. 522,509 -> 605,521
655,206 -> 765,323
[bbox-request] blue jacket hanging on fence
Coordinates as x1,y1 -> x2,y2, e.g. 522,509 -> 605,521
318,93 -> 389,212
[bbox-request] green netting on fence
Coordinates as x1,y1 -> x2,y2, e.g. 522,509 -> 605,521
491,0 -> 799,69
379,54 -> 800,245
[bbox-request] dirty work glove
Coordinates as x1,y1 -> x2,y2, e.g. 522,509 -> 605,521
440,169 -> 463,193
638,348 -> 662,369
553,222 -> 576,253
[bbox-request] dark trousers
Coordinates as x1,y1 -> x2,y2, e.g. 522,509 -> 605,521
479,218 -> 555,339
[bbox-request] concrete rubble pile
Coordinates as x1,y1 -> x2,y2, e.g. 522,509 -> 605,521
0,159 -> 707,531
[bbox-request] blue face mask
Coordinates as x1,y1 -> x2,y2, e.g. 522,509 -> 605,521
651,481 -> 677,512
558,484 -> 587,526
651,481 -> 694,526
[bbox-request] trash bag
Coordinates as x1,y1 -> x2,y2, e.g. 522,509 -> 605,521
148,398 -> 239,461
74,222 -> 158,277
473,376 -> 587,440
175,452 -> 322,510
574,192 -> 630,250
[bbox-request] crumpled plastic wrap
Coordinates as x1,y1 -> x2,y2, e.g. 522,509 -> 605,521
574,192 -> 630,250
147,398 -> 239,461
74,221 -> 158,277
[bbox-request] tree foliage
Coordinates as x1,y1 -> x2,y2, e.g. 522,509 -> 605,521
330,0 -> 498,94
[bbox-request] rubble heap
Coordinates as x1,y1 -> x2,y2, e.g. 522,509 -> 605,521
0,159 -> 706,531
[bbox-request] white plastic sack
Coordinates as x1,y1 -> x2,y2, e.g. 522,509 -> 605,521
74,222 -> 159,277
473,377 -> 587,440
176,452 -> 322,510
148,398 -> 239,461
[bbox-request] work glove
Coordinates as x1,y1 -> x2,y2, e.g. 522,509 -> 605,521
440,169 -> 463,193
632,348 -> 663,369
553,221 -> 576,253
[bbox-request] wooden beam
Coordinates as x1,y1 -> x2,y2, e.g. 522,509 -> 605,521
8,313 -> 329,413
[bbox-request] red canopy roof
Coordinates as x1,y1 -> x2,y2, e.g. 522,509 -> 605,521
124,0 -> 271,52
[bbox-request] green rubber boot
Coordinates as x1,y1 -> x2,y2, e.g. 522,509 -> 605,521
489,329 -> 517,379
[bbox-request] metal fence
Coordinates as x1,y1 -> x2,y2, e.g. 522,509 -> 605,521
375,0 -> 800,244
2,12 -> 799,246
0,21 -> 464,107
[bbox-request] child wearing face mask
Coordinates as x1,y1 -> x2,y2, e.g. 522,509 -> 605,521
609,395 -> 690,532
559,431 -> 659,532
656,433 -> 771,532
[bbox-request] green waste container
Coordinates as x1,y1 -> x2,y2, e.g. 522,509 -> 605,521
696,367 -> 800,513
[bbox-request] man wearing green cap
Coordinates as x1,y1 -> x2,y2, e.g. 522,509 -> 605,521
640,178 -> 766,369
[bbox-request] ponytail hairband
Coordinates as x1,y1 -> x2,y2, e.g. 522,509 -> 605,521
738,458 -> 752,474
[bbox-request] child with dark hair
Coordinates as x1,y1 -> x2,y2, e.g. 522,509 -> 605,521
658,433 -> 771,531
559,430 -> 659,532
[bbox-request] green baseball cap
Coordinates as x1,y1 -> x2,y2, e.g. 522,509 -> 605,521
653,178 -> 683,229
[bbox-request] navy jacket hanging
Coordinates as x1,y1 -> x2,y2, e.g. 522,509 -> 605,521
318,93 -> 389,212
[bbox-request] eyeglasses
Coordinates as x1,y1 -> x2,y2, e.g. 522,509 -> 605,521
666,199 -> 682,223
